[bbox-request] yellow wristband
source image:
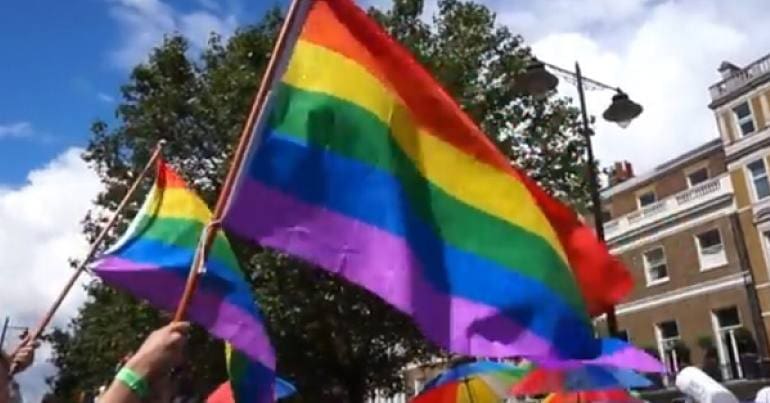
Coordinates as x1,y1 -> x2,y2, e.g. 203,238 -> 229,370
116,367 -> 149,399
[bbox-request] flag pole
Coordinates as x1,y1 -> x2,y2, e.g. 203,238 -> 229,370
172,0 -> 310,322
8,139 -> 166,374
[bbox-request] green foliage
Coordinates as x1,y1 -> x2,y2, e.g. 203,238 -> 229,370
697,334 -> 715,350
370,0 -> 590,208
48,1 -> 589,402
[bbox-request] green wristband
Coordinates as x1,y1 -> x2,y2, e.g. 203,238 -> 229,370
116,367 -> 149,400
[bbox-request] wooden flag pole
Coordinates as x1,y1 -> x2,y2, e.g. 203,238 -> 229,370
8,140 -> 166,374
172,0 -> 309,322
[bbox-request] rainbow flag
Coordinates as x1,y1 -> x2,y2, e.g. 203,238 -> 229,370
93,160 -> 276,402
224,0 -> 650,368
226,343 -> 296,402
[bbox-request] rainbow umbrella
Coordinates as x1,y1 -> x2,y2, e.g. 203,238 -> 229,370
542,389 -> 643,403
412,360 -> 530,403
509,365 -> 651,396
207,378 -> 296,402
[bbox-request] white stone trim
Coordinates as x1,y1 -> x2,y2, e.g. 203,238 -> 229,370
727,139 -> 770,170
615,272 -> 747,316
610,205 -> 735,255
714,81 -> 770,114
719,111 -> 732,143
725,125 -> 770,161
761,93 -> 770,126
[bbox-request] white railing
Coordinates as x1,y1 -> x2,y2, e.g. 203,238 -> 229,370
709,53 -> 770,101
604,175 -> 733,240
367,392 -> 407,403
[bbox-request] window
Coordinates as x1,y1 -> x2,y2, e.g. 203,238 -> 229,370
643,247 -> 668,285
696,228 -> 727,270
712,307 -> 744,380
617,329 -> 630,342
656,320 -> 681,377
733,102 -> 755,136
638,191 -> 657,207
687,167 -> 709,187
715,307 -> 741,328
658,320 -> 680,340
747,160 -> 770,200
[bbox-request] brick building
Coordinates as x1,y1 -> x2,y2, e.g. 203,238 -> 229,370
596,51 -> 770,385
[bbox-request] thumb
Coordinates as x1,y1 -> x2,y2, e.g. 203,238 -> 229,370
166,321 -> 191,335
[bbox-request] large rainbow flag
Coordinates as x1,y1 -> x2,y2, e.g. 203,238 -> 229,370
224,0 -> 652,368
93,160 -> 277,403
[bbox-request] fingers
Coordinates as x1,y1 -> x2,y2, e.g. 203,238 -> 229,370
166,321 -> 190,335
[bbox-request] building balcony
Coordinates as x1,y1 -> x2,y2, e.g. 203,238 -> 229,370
709,53 -> 770,105
604,175 -> 733,241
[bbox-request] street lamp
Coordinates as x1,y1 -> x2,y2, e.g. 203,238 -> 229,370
514,59 -> 643,337
0,317 -> 28,349
603,91 -> 643,128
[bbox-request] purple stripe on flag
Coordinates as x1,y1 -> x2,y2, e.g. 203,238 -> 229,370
94,257 -> 276,368
224,179 -> 556,358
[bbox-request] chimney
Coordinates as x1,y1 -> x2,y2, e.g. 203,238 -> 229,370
609,161 -> 634,186
718,61 -> 741,79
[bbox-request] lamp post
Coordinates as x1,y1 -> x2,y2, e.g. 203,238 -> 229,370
514,60 -> 643,337
0,317 -> 29,350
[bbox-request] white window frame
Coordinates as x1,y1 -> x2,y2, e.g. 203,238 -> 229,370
733,100 -> 757,137
685,162 -> 710,188
655,320 -> 681,383
636,187 -> 657,209
746,158 -> 770,202
759,226 -> 770,281
694,227 -> 728,271
643,246 -> 669,286
710,306 -> 744,380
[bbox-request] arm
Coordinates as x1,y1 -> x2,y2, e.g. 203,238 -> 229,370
100,322 -> 189,403
0,351 -> 10,403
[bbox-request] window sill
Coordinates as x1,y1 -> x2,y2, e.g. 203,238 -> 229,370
699,262 -> 728,272
646,278 -> 670,287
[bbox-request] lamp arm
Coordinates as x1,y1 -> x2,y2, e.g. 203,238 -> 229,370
542,61 -> 619,93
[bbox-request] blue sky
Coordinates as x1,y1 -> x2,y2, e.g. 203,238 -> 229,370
0,0 -> 286,185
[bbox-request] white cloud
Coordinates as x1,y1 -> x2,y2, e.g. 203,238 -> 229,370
366,0 -> 770,173
108,0 -> 238,70
0,122 -> 33,138
179,11 -> 237,50
0,148 -> 102,401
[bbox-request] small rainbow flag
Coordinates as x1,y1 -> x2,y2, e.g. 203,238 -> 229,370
224,0 -> 655,370
93,160 -> 277,402
225,343 -> 295,402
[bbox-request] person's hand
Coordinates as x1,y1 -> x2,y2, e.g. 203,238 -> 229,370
124,322 -> 189,380
10,337 -> 39,374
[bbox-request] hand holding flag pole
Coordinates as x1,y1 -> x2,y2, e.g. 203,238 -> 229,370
172,0 -> 309,322
8,140 -> 167,375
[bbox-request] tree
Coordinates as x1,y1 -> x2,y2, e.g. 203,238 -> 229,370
48,1 -> 588,402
